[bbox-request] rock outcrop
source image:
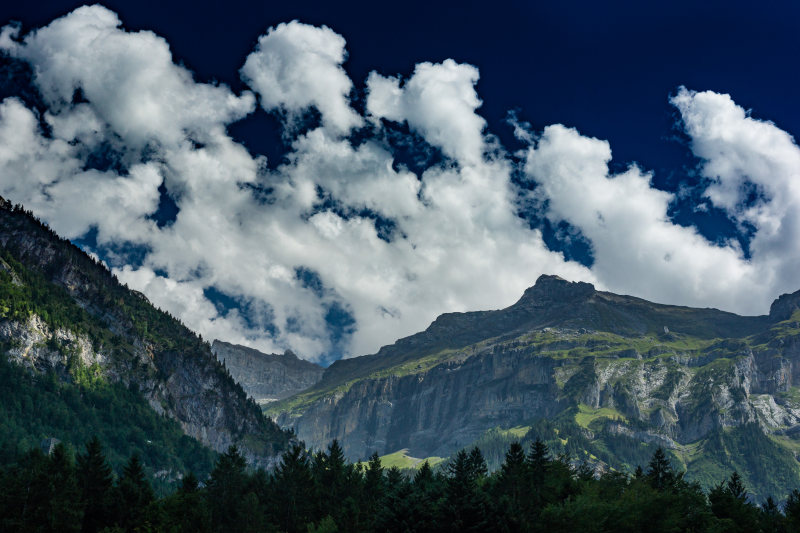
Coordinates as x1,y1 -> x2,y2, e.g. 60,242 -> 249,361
212,340 -> 323,404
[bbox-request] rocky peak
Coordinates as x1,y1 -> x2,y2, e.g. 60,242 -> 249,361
515,274 -> 596,308
770,289 -> 800,322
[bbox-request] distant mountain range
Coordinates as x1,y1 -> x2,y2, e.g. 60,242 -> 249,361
266,274 -> 800,499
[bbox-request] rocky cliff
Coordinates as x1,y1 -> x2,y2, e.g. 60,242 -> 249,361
212,340 -> 323,403
0,198 -> 289,467
268,275 -> 800,497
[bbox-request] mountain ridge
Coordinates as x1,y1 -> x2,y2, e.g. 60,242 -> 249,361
268,274 -> 800,498
313,274 -> 774,394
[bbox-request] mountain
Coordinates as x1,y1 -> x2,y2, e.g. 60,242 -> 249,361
267,275 -> 800,498
0,197 -> 289,473
212,340 -> 324,403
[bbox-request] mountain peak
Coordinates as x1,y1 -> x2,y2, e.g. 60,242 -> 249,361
769,289 -> 800,322
517,274 -> 596,306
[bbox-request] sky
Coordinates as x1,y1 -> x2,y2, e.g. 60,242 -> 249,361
0,1 -> 798,364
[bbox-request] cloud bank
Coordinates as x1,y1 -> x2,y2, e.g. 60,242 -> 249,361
1,6 -> 798,362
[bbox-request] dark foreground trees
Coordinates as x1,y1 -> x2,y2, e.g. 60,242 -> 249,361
0,436 -> 798,532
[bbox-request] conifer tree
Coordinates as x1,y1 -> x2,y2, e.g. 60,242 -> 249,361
161,471 -> 211,533
708,471 -> 760,532
785,489 -> 800,530
441,449 -> 492,532
76,436 -> 114,533
467,446 -> 488,481
272,443 -> 314,533
116,453 -> 154,531
361,451 -> 384,530
206,445 -> 250,533
375,466 -> 422,533
411,460 -> 443,532
526,438 -> 550,511
46,444 -> 82,533
414,460 -> 435,489
646,447 -> 675,491
496,442 -> 528,531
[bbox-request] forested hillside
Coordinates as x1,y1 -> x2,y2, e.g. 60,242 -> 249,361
0,196 -> 289,478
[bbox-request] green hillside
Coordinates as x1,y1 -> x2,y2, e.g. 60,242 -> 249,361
0,197 -> 289,482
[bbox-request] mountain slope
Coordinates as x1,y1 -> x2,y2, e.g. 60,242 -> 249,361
212,340 -> 324,403
0,197 -> 289,468
268,275 -> 800,498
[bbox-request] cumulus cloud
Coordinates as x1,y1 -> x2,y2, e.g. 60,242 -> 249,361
1,7 -> 799,363
671,87 -> 800,287
1,5 -> 254,150
241,21 -> 362,135
522,124 -> 764,311
367,59 -> 485,164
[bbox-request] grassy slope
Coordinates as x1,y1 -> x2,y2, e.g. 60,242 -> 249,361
378,448 -> 445,470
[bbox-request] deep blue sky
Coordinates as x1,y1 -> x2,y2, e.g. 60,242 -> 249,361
4,0 -> 798,185
1,1 -> 799,360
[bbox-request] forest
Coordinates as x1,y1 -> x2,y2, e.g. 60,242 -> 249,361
1,435 -> 799,533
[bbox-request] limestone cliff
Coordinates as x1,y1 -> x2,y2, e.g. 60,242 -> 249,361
212,340 -> 323,403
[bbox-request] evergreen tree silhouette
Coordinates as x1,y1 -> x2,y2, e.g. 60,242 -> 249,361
76,436 -> 114,533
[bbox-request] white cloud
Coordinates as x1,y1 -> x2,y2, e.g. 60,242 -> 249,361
1,5 -> 254,151
671,87 -> 800,288
522,124 -> 764,312
2,7 -> 800,363
366,59 -> 485,165
241,21 -> 362,136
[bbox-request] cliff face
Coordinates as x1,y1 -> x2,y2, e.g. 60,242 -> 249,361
212,340 -> 323,403
270,276 -> 800,496
0,199 -> 289,466
279,348 -> 565,458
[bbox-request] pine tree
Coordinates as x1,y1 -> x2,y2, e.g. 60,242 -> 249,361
374,466 -> 417,533
441,450 -> 492,532
361,451 -> 384,530
785,489 -> 800,530
526,438 -> 550,511
76,436 -> 114,533
410,460 -> 443,532
708,471 -> 760,532
206,445 -> 250,533
414,460 -> 435,489
271,443 -> 314,533
760,496 -> 784,533
312,439 -> 356,527
527,438 -> 550,488
496,442 -> 528,532
646,447 -> 675,491
364,451 -> 384,496
467,446 -> 488,481
46,444 -> 82,533
116,453 -> 154,532
161,471 -> 211,533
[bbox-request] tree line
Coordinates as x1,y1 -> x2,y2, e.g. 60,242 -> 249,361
2,436 -> 800,533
